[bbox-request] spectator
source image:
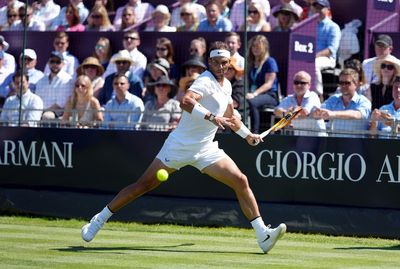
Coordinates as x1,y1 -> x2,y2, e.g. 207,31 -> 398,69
312,68 -> 371,135
103,30 -> 147,80
272,4 -> 299,32
246,35 -> 279,133
1,6 -> 19,30
76,57 -> 105,96
362,35 -> 394,85
216,0 -> 231,18
0,70 -> 43,127
225,32 -> 244,69
85,3 -> 114,32
312,0 -> 341,96
10,5 -> 45,31
239,1 -> 270,32
189,37 -> 207,59
197,0 -> 232,32
31,0 -> 60,30
0,50 -> 14,103
176,3 -> 199,32
154,37 -> 179,81
98,50 -> 144,106
230,0 -> 270,31
94,0 -> 114,13
335,59 -> 369,96
300,0 -> 316,20
370,76 -> 400,135
144,58 -> 170,102
117,5 -> 136,31
35,51 -> 74,120
103,74 -> 144,130
170,0 -> 206,28
365,55 -> 400,110
144,4 -> 176,32
44,32 -> 80,79
93,37 -> 112,71
177,56 -> 206,101
61,75 -> 103,128
225,56 -> 244,113
0,0 -> 24,27
269,0 -> 302,29
0,35 -> 16,75
55,2 -> 85,32
275,71 -> 326,136
113,0 -> 154,30
142,76 -> 181,131
19,49 -> 44,93
50,0 -> 89,30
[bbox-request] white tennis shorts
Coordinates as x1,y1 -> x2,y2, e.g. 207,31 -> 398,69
156,137 -> 227,171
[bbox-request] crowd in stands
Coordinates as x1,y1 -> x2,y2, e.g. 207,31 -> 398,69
0,0 -> 399,137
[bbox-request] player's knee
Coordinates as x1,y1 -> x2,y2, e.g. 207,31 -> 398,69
235,173 -> 250,190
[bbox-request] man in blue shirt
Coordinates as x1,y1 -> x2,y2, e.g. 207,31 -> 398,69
197,0 -> 232,32
312,68 -> 371,136
312,0 -> 341,96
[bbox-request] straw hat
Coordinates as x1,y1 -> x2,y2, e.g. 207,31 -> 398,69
111,50 -> 134,64
77,57 -> 105,76
373,54 -> 400,78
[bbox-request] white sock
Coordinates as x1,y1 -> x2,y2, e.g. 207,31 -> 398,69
98,206 -> 113,222
251,216 -> 268,240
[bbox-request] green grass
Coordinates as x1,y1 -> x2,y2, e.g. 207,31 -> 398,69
0,216 -> 399,269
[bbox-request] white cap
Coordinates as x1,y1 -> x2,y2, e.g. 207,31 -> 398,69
21,48 -> 37,60
153,4 -> 169,15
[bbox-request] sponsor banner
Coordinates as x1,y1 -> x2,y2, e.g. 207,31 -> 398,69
291,34 -> 315,62
0,127 -> 399,210
374,0 -> 396,11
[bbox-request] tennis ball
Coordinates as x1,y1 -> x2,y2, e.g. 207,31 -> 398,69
156,169 -> 169,182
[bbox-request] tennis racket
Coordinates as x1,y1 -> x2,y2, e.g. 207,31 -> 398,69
253,107 -> 303,145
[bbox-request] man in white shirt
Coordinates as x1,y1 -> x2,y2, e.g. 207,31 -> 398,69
1,70 -> 43,127
113,0 -> 154,29
35,51 -> 73,120
19,49 -> 44,92
31,0 -> 60,30
103,30 -> 147,80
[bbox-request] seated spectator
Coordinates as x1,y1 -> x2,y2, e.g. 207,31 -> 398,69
362,35 -> 394,85
94,0 -> 114,13
117,5 -> 136,31
216,0 -> 230,18
272,4 -> 299,32
230,0 -> 270,31
365,55 -> 400,110
0,51 -> 14,104
143,58 -> 170,102
55,2 -> 85,32
31,0 -> 60,30
142,76 -> 181,131
189,37 -> 207,59
335,59 -> 369,96
269,0 -> 302,29
246,35 -> 279,133
44,32 -> 79,79
370,76 -> 400,135
170,0 -> 205,28
50,0 -> 89,30
312,68 -> 371,135
275,71 -> 326,136
113,0 -> 154,30
1,7 -> 19,30
225,32 -> 244,69
103,30 -> 147,80
19,49 -> 44,93
35,51 -> 74,120
154,37 -> 179,81
239,1 -> 270,32
144,4 -> 176,32
85,4 -> 114,32
177,56 -> 206,100
0,70 -> 43,127
197,0 -> 232,32
76,57 -> 105,96
225,57 -> 244,113
103,74 -> 144,130
93,37 -> 112,71
10,5 -> 45,31
312,0 -> 341,96
0,0 -> 24,28
61,75 -> 103,128
0,35 -> 16,75
176,3 -> 199,32
98,50 -> 144,106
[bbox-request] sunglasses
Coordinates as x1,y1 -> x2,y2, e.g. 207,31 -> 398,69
156,47 -> 167,51
293,80 -> 309,85
8,14 -> 18,18
91,14 -> 102,19
115,61 -> 130,65
123,13 -> 133,17
75,84 -> 87,88
381,63 -> 395,71
338,81 -> 352,86
95,44 -> 105,50
180,12 -> 192,16
248,10 -> 258,15
83,64 -> 98,69
124,36 -> 139,41
49,60 -> 62,64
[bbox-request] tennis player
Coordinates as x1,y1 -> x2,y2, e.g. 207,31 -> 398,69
81,41 -> 286,254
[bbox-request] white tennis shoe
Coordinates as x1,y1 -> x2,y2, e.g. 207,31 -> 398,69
81,213 -> 105,242
258,223 -> 287,254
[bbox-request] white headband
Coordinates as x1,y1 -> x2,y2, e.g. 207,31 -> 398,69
210,49 -> 230,58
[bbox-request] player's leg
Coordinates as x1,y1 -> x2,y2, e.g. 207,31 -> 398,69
202,156 -> 286,254
81,158 -> 176,242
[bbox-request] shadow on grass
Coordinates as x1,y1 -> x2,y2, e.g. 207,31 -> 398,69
53,243 -> 261,255
335,245 -> 400,251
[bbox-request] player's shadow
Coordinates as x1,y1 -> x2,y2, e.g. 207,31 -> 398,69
335,245 -> 400,251
54,244 -> 260,255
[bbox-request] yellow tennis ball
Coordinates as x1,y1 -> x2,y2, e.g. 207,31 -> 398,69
156,169 -> 169,182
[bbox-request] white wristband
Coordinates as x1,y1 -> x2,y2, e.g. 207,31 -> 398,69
191,103 -> 210,119
235,123 -> 251,139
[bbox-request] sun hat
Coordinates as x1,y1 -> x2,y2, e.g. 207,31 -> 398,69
111,50 -> 134,64
153,4 -> 170,16
77,57 -> 105,76
21,49 -> 37,60
149,75 -> 178,98
273,4 -> 300,20
373,54 -> 400,77
182,56 -> 207,70
0,35 -> 10,51
148,58 -> 170,77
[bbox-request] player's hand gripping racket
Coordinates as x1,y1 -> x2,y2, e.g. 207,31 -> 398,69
253,107 -> 303,145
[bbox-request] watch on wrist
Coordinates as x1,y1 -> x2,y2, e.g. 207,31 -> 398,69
208,113 -> 216,122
